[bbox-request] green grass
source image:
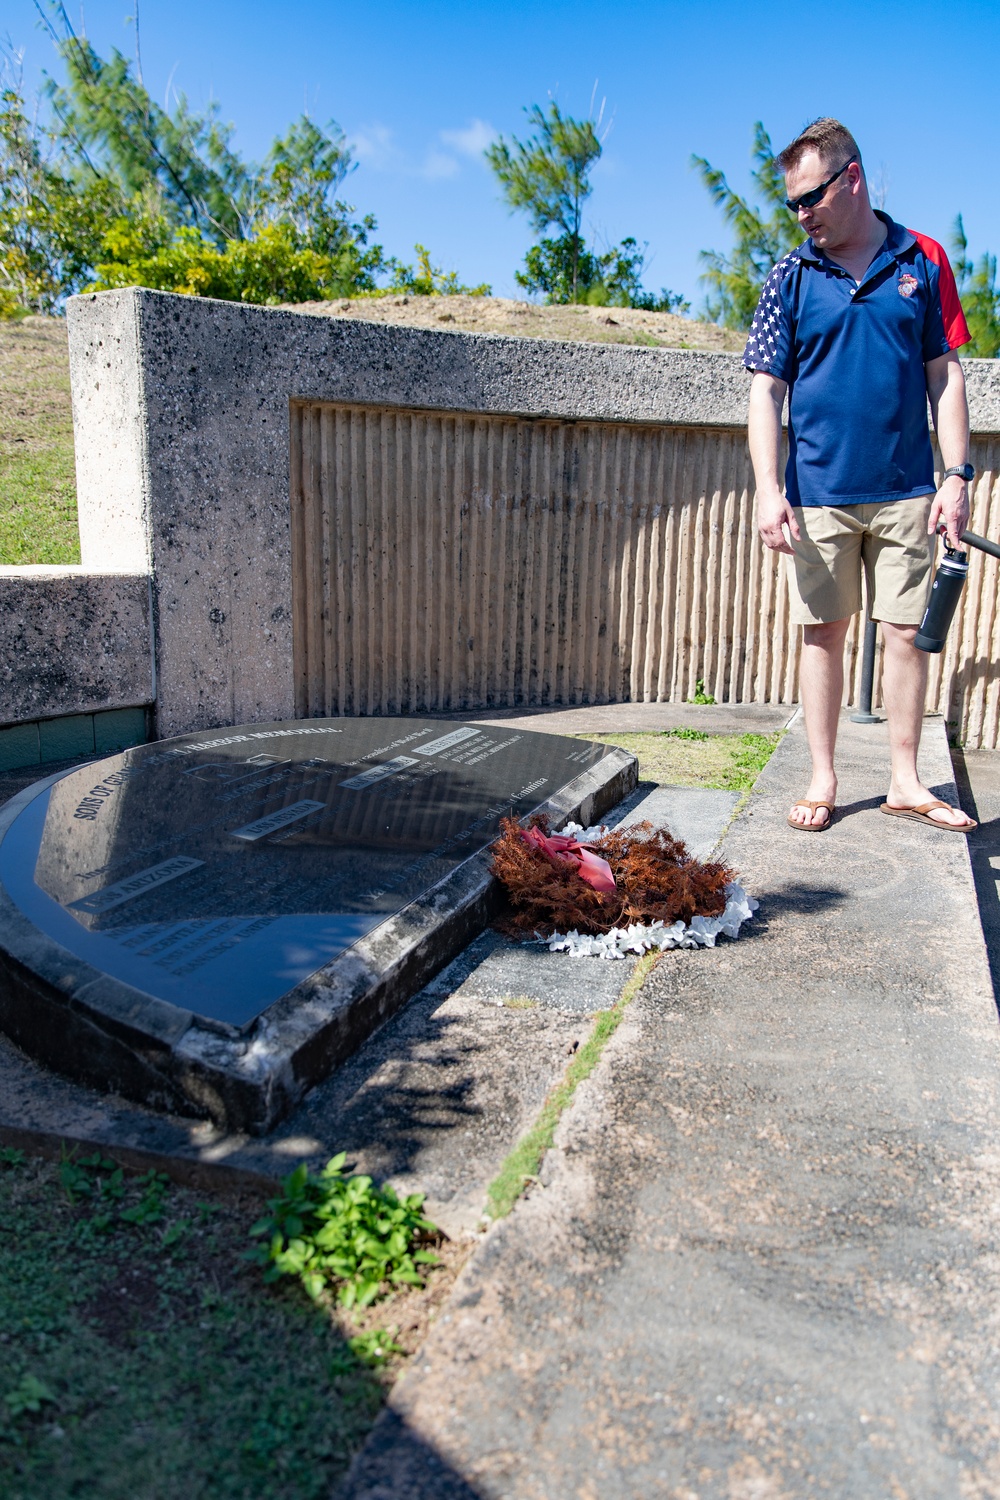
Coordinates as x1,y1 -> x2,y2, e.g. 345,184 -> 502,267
485,950 -> 659,1220
0,1150 -> 391,1499
578,729 -> 782,792
0,317 -> 80,564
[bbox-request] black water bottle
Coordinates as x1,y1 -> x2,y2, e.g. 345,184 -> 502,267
914,541 -> 969,654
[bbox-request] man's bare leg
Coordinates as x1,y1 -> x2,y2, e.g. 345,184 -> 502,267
880,621 -> 974,828
789,617 -> 851,828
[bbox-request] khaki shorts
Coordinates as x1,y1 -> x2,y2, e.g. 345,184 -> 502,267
787,496 -> 934,626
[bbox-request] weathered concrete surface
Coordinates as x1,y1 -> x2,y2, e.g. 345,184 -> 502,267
963,358 -> 1000,433
0,567 -> 152,724
342,714 -> 1000,1499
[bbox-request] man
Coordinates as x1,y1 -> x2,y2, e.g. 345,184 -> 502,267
745,117 -> 975,832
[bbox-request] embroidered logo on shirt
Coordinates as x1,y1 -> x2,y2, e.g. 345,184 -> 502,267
898,273 -> 918,298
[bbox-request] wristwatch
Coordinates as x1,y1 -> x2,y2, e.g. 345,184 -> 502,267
943,463 -> 975,482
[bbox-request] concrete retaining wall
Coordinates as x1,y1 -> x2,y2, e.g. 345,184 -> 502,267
1,288 -> 999,754
0,566 -> 153,722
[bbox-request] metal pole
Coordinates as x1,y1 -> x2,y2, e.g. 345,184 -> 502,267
850,615 -> 880,724
961,528 -> 1000,561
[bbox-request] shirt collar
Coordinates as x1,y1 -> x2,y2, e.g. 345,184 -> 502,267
798,211 -> 916,270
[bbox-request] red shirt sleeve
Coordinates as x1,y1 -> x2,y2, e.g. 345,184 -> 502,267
909,230 -> 971,350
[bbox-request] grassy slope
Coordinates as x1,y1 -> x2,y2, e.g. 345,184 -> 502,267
0,318 -> 80,565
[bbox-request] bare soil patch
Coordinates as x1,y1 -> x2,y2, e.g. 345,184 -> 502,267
281,293 -> 744,353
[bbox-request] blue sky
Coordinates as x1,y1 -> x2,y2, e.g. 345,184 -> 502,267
5,0 -> 998,310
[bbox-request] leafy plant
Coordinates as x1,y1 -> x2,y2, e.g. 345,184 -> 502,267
346,1327 -> 404,1368
688,678 -> 716,705
59,1150 -> 124,1206
517,231 -> 688,310
248,1154 -> 439,1308
4,1373 -> 56,1419
57,1151 -> 173,1237
119,1169 -> 170,1226
0,1147 -> 26,1169
377,242 -> 490,298
662,727 -> 710,741
486,101 -> 602,304
2,9 -> 480,315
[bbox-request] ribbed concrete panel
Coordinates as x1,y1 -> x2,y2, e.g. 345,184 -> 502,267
925,436 -> 1000,747
291,405 -> 1000,745
291,402 -> 783,717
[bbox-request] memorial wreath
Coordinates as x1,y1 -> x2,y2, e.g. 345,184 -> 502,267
489,814 -> 757,959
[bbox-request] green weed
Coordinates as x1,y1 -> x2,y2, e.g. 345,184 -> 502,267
248,1154 -> 440,1308
687,678 -> 716,705
4,1374 -> 56,1420
346,1327 -> 405,1368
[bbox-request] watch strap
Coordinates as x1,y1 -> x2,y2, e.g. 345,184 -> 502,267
943,463 -> 975,482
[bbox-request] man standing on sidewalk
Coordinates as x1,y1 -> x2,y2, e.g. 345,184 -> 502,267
745,117 -> 975,832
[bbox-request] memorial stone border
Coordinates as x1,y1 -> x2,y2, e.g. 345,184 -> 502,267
0,717 -> 636,1132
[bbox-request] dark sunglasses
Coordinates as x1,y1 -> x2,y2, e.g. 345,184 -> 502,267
784,157 -> 856,214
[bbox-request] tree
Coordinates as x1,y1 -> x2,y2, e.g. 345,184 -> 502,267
486,101 -> 601,303
1,9 -> 479,313
381,244 -> 490,298
516,233 -> 687,312
0,57 -> 123,313
952,215 -> 1000,358
692,122 -> 801,330
37,2 -> 250,240
258,116 -> 355,249
487,100 -> 686,310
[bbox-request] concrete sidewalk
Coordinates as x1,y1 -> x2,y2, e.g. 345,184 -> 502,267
343,713 -> 1000,1499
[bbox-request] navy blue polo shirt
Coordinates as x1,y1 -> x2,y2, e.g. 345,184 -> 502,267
743,211 -> 970,506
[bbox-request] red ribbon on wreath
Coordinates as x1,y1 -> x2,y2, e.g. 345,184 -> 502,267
520,826 -> 617,894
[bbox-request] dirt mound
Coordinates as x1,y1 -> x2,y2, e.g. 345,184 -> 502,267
280,293 -> 744,354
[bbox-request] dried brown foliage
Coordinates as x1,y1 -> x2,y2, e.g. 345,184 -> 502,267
489,815 -> 735,937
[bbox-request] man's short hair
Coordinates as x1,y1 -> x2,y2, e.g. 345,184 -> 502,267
776,118 -> 862,176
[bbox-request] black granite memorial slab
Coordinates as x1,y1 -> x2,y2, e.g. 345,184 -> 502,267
0,717 -> 636,1132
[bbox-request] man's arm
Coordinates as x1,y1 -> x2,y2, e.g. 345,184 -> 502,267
748,372 -> 800,555
925,350 -> 971,550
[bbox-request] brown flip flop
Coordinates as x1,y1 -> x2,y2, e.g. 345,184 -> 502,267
787,799 -> 835,832
880,799 -> 976,832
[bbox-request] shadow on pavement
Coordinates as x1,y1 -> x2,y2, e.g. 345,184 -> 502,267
300,997 -> 486,1182
951,748 -> 1000,1014
750,883 -> 849,935
338,1408 -> 486,1499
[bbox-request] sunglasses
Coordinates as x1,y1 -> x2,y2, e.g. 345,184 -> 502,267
784,157 -> 856,214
